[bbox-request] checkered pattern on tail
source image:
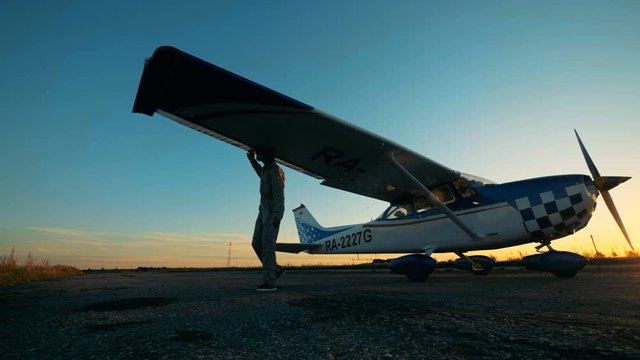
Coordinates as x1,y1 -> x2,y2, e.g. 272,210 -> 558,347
296,220 -> 323,244
293,205 -> 350,244
515,184 -> 591,239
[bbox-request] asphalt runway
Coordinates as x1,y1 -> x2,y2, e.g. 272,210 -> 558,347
2,266 -> 639,359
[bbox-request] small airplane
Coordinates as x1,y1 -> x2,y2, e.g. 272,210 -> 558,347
133,46 -> 633,281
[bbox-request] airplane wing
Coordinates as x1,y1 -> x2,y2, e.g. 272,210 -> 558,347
133,46 -> 460,203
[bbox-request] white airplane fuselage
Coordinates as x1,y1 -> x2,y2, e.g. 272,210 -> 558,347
295,174 -> 598,255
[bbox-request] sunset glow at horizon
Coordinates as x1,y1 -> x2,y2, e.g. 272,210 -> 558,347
1,1 -> 638,270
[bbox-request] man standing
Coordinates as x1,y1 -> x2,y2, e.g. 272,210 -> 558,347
247,147 -> 285,291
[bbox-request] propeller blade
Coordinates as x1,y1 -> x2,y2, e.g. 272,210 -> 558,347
575,129 -> 634,250
574,129 -> 601,178
600,190 -> 634,251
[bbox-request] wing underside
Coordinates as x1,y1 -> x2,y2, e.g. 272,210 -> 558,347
133,46 -> 460,203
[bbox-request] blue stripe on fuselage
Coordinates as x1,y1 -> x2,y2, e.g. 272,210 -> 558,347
378,174 -> 592,220
497,175 -> 591,208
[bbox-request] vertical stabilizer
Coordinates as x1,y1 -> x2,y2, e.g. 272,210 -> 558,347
292,204 -> 356,244
292,204 -> 322,228
292,204 -> 326,244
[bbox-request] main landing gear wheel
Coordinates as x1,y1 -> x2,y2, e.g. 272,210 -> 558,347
406,267 -> 428,282
389,254 -> 437,282
454,254 -> 496,276
551,270 -> 579,278
471,266 -> 491,276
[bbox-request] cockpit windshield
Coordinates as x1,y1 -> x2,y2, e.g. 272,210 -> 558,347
376,174 -> 495,221
459,173 -> 495,191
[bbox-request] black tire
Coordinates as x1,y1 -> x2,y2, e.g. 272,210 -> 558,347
472,269 -> 491,276
551,270 -> 578,278
406,267 -> 428,282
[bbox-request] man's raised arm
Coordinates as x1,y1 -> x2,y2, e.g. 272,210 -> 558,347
247,151 -> 262,177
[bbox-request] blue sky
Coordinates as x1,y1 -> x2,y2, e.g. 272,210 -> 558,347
1,1 -> 638,268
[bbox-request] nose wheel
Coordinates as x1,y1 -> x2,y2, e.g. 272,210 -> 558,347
523,241 -> 588,278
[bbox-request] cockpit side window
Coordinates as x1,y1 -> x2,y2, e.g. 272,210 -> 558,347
385,204 -> 412,220
452,177 -> 476,198
414,184 -> 455,213
431,184 -> 455,204
414,196 -> 431,213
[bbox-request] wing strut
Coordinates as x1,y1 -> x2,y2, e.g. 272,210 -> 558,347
388,152 -> 483,242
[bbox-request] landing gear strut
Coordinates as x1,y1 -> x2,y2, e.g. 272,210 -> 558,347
535,239 -> 555,252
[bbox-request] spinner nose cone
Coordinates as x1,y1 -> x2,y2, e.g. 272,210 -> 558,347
595,176 -> 632,192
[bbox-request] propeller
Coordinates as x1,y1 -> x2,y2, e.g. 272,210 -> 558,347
575,130 -> 634,250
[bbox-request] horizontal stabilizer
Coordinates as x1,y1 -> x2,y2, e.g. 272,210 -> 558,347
275,243 -> 322,253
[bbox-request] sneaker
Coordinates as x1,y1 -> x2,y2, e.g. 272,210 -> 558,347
276,267 -> 286,279
256,283 -> 277,292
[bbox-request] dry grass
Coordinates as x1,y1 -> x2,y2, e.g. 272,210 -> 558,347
0,248 -> 82,287
580,250 -> 606,259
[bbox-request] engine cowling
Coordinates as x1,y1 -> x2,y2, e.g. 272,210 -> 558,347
522,251 -> 588,278
390,254 -> 437,282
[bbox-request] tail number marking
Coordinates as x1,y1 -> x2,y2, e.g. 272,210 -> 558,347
325,229 -> 372,252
